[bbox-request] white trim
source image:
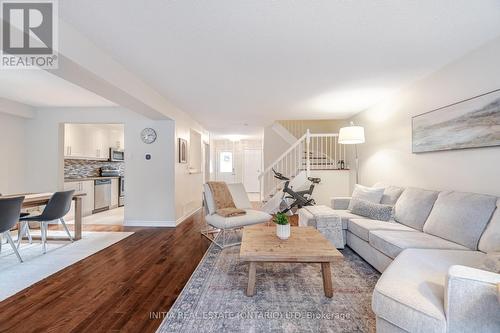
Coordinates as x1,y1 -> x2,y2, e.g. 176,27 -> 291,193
123,220 -> 176,227
175,207 -> 202,226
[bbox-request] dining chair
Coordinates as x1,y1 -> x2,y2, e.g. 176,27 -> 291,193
0,192 -> 31,248
0,196 -> 25,262
19,190 -> 75,254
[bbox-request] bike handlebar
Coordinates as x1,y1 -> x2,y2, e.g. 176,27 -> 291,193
272,168 -> 290,181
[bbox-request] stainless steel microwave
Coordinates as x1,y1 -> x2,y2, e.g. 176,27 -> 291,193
109,148 -> 125,161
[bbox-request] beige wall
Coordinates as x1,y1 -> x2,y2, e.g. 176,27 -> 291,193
0,112 -> 27,194
264,119 -> 348,169
278,119 -> 347,138
350,36 -> 500,196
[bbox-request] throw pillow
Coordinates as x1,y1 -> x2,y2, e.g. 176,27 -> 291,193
480,253 -> 500,274
350,199 -> 393,221
348,184 -> 384,211
381,186 -> 405,206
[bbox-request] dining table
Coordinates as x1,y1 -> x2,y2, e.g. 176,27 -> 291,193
4,192 -> 86,241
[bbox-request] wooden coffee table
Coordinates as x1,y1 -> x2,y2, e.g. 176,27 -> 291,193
239,225 -> 343,297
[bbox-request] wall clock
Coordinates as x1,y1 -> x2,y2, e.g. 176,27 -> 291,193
141,128 -> 157,144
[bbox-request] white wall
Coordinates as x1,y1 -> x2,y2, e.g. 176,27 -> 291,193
174,112 -> 209,222
23,107 -> 177,225
0,112 -> 27,194
307,170 -> 351,206
351,36 -> 500,196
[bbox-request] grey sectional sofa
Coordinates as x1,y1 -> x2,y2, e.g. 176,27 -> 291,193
330,185 -> 500,333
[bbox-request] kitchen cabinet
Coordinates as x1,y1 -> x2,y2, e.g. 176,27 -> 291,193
64,124 -> 89,158
64,180 -> 94,220
111,178 -> 119,208
109,128 -> 125,150
64,124 -> 124,160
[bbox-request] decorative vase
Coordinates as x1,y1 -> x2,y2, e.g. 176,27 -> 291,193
276,223 -> 291,240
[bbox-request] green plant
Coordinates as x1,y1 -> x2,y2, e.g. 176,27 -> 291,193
273,212 -> 289,225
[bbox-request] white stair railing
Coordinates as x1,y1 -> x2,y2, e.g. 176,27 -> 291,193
259,129 -> 344,202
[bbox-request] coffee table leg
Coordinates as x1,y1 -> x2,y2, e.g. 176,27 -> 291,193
246,262 -> 256,296
321,262 -> 333,298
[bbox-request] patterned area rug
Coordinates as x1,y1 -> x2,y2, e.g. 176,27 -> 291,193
157,236 -> 380,333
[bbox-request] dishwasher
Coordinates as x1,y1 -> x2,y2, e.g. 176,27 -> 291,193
94,179 -> 111,213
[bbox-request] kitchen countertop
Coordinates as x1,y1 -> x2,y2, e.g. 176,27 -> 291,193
64,176 -> 121,182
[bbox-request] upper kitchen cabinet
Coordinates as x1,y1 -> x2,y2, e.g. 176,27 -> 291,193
108,127 -> 125,150
64,124 -> 124,160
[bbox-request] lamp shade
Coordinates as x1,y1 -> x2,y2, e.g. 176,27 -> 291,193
338,125 -> 365,144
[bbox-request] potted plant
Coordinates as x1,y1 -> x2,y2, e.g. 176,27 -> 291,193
273,212 -> 290,240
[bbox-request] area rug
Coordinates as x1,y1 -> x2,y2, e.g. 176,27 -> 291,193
157,239 -> 380,333
0,231 -> 133,301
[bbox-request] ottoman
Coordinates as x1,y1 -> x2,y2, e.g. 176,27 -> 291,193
298,205 -> 344,249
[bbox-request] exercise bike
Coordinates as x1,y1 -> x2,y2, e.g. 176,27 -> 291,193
272,168 -> 321,214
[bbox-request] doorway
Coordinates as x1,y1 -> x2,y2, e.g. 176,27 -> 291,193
216,150 -> 236,183
243,149 -> 262,194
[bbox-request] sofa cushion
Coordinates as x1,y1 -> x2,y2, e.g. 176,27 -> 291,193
480,253 -> 500,274
478,199 -> 500,253
347,184 -> 384,211
350,200 -> 393,221
423,191 -> 497,250
333,210 -> 366,229
348,219 -> 416,242
394,187 -> 439,231
369,230 -> 469,259
372,249 -> 486,333
205,209 -> 270,229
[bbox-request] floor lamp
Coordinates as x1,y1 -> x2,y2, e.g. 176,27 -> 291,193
338,122 -> 365,184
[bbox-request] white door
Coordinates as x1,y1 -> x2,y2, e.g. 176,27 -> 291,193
217,150 -> 236,183
243,149 -> 262,193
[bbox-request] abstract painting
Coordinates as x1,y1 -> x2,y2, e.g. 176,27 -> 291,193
412,89 -> 500,153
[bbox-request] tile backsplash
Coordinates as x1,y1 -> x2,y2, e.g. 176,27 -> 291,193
64,159 -> 125,178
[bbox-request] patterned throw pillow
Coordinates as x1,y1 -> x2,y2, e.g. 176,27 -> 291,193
350,199 -> 393,221
348,184 -> 385,211
481,253 -> 500,274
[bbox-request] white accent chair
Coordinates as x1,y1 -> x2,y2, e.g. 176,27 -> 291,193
202,183 -> 271,249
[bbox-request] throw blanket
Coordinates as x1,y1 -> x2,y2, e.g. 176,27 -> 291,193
207,182 -> 246,217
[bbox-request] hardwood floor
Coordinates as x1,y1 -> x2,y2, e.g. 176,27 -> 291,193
0,211 -> 211,333
0,210 -> 298,332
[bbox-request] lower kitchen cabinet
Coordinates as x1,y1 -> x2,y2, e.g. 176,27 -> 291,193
64,180 -> 94,220
111,178 -> 119,208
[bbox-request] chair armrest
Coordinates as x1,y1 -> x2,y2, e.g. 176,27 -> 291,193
498,282 -> 500,304
445,265 -> 500,332
330,197 -> 351,210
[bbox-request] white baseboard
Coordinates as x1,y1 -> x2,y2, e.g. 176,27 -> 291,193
176,207 -> 202,226
123,220 -> 176,227
123,207 -> 201,228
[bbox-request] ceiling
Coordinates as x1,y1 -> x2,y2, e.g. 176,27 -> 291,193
55,1 -> 500,133
0,70 -> 115,107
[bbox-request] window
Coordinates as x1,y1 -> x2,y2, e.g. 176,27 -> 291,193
219,151 -> 233,173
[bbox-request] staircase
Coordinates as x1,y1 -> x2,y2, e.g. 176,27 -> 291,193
259,129 -> 346,213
